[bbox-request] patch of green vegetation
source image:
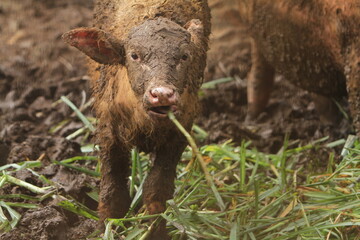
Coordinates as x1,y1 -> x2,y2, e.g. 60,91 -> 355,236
0,96 -> 359,240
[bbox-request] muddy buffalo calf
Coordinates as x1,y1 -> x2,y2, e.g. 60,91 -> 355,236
239,0 -> 360,134
63,0 -> 210,238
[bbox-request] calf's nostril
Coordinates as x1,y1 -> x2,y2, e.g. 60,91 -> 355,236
166,89 -> 175,98
150,87 -> 174,99
150,89 -> 159,98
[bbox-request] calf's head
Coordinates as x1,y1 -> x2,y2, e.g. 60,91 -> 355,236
63,17 -> 206,121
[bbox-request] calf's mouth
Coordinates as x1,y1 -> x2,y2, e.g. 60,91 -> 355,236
148,105 -> 178,118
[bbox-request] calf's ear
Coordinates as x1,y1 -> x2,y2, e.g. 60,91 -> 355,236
62,27 -> 125,65
184,19 -> 207,88
184,19 -> 205,48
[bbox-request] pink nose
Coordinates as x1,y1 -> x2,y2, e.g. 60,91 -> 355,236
147,87 -> 176,106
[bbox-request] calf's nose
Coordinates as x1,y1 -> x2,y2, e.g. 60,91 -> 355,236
147,87 -> 176,106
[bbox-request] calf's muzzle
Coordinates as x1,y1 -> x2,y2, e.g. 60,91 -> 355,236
145,86 -> 178,118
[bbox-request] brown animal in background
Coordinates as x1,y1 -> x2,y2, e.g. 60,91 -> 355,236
239,0 -> 360,134
63,0 -> 210,238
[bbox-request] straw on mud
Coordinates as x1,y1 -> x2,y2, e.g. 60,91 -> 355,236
103,220 -> 115,240
66,126 -> 86,140
4,174 -> 52,194
0,201 -> 21,229
0,161 -> 42,172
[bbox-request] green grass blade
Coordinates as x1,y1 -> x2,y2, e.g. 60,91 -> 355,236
53,160 -> 100,177
0,201 -> 21,228
5,202 -> 38,209
60,96 -> 95,132
60,156 -> 98,164
5,174 -> 51,194
103,220 -> 115,240
58,199 -> 99,221
201,77 -> 234,89
125,227 -> 146,240
230,221 -> 238,240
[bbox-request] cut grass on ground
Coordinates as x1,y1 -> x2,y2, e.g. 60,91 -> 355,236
0,96 -> 359,240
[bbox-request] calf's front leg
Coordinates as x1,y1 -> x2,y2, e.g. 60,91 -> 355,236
143,136 -> 187,239
98,141 -> 131,225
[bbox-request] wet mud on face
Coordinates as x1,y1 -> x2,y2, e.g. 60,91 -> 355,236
0,0 -> 353,239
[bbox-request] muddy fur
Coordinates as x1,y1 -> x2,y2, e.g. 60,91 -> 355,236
93,0 -> 211,39
63,0 -> 210,239
239,0 -> 360,134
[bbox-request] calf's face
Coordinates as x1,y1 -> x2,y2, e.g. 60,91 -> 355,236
63,18 -> 205,120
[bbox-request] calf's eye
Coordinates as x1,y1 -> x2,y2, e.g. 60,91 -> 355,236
131,53 -> 139,60
181,54 -> 188,61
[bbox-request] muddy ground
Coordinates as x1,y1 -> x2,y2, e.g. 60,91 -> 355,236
0,0 -> 353,239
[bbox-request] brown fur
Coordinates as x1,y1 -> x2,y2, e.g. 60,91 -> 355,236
239,0 -> 360,134
93,0 -> 211,39
63,1 -> 210,239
